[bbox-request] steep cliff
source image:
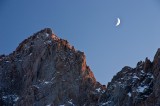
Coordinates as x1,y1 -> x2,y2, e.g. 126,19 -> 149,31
0,28 -> 106,106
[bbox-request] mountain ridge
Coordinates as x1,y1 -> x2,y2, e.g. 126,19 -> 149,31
0,28 -> 160,106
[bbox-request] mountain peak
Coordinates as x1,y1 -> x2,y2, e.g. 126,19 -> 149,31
1,28 -> 160,106
0,28 -> 105,106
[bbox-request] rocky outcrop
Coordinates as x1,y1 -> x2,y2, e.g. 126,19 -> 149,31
0,28 -> 106,106
1,28 -> 160,106
99,49 -> 160,106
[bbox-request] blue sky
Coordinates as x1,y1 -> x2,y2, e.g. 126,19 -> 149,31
1,0 -> 160,84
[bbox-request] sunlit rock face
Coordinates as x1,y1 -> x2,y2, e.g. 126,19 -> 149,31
1,28 -> 160,106
0,28 -> 105,106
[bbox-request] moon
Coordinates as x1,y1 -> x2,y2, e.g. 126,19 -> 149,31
116,18 -> 120,26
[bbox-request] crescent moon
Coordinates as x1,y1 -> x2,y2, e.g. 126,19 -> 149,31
116,18 -> 120,26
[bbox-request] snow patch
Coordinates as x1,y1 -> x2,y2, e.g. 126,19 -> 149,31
46,33 -> 50,37
150,75 -> 154,78
132,75 -> 139,79
102,90 -> 105,93
101,101 -> 111,105
2,94 -> 19,102
33,85 -> 40,89
96,88 -> 101,92
13,96 -> 19,102
147,73 -> 152,76
29,53 -> 32,56
127,92 -> 131,97
44,81 -> 50,84
2,96 -> 7,99
5,61 -> 10,63
137,85 -> 148,92
51,77 -> 55,81
68,99 -> 74,105
44,40 -> 52,44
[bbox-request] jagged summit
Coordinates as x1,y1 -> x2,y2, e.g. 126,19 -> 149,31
1,28 -> 160,106
98,49 -> 160,106
0,28 -> 105,106
15,28 -> 70,53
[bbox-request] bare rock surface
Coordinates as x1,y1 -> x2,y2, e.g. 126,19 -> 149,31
0,28 -> 105,106
1,28 -> 160,106
99,50 -> 160,106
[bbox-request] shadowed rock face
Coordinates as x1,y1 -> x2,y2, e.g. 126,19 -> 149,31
99,50 -> 160,106
0,28 -> 106,106
1,28 -> 160,106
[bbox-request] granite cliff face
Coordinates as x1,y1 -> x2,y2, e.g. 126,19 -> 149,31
0,28 -> 106,106
1,28 -> 160,106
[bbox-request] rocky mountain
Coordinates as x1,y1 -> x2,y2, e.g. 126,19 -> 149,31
0,28 -> 160,106
99,50 -> 160,106
0,28 -> 106,106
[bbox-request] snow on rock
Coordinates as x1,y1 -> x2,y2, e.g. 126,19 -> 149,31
127,92 -> 131,97
68,99 -> 74,105
5,61 -> 10,63
51,77 -> 55,81
45,33 -> 50,37
147,73 -> 152,76
102,90 -> 105,93
150,75 -> 154,79
96,88 -> 101,92
2,96 -> 7,99
33,85 -> 40,89
0,28 -> 106,106
44,40 -> 52,45
132,75 -> 139,79
101,101 -> 112,106
46,40 -> 52,44
13,96 -> 19,102
137,85 -> 148,92
29,53 -> 32,56
141,70 -> 145,73
2,94 -> 19,102
44,81 -> 50,84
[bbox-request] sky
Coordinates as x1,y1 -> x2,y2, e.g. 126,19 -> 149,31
1,0 -> 160,84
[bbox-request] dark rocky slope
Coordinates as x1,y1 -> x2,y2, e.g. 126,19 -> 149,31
99,50 -> 160,106
0,28 -> 106,106
1,28 -> 160,106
